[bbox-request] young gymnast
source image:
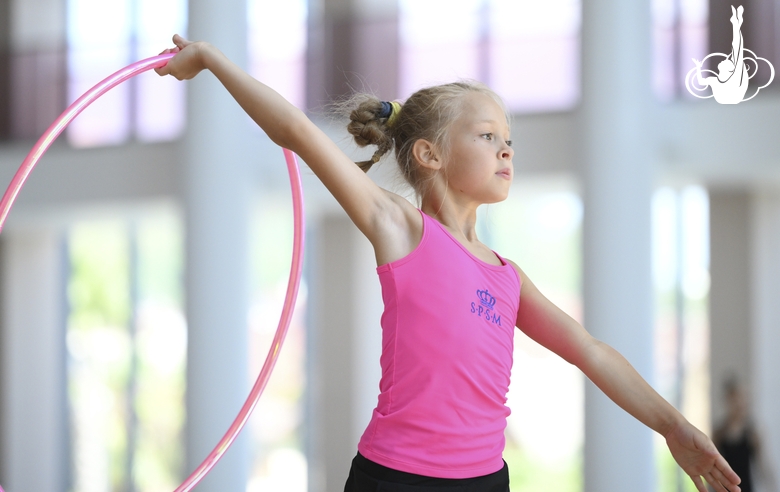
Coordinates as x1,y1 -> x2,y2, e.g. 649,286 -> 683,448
156,34 -> 742,492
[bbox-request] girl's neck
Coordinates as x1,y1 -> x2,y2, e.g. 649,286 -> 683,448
421,197 -> 503,266
421,198 -> 480,241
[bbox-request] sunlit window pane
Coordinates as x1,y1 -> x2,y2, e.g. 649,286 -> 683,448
399,0 -> 580,113
68,221 -> 132,490
652,0 -> 708,101
489,0 -> 580,112
67,0 -> 132,47
248,0 -> 308,110
481,179 -> 584,491
67,0 -> 133,147
652,0 -> 678,101
67,212 -> 186,491
136,0 -> 188,142
66,0 -> 187,147
247,195 -> 308,491
651,185 -> 711,490
679,0 -> 709,100
399,0 -> 483,97
133,213 -> 187,490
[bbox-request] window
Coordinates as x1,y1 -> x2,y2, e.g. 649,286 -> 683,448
481,178 -> 584,491
652,185 -> 711,491
67,211 -> 186,491
245,2 -> 310,485
399,0 -> 580,113
247,194 -> 308,491
66,0 -> 187,147
248,0 -> 308,110
652,0 -> 708,101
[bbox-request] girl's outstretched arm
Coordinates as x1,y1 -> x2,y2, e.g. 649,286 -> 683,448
509,261 -> 742,492
156,35 -> 419,260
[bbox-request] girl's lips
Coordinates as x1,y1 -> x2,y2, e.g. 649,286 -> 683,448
496,169 -> 512,179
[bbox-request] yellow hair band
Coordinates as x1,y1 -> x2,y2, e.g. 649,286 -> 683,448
386,101 -> 402,128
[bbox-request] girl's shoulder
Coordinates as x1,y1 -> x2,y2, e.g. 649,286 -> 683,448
371,190 -> 424,266
503,257 -> 524,280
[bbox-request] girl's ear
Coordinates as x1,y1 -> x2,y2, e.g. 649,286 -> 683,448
412,139 -> 442,171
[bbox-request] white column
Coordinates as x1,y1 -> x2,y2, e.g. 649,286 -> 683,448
0,229 -> 68,492
183,0 -> 251,489
579,1 -> 656,491
306,212 -> 382,492
751,188 -> 780,487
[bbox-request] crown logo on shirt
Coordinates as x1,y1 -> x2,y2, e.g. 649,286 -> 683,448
477,288 -> 496,310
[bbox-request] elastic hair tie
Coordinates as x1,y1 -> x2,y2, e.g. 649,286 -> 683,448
378,101 -> 393,118
386,101 -> 402,128
377,100 -> 402,128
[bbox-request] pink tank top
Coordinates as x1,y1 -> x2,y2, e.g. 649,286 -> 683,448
357,210 -> 522,478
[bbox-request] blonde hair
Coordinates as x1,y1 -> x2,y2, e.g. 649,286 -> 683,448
341,81 -> 509,198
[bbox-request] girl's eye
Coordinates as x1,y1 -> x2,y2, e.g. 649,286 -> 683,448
506,140 -> 513,147
482,133 -> 493,141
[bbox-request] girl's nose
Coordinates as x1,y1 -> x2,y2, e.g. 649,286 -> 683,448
500,146 -> 513,160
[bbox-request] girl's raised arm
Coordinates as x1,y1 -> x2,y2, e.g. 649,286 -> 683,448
509,261 -> 742,492
156,35 -> 413,249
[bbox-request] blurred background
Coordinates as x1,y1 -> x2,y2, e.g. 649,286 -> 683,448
0,0 -> 778,491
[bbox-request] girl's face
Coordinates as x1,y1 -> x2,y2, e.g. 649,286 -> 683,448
440,92 -> 514,205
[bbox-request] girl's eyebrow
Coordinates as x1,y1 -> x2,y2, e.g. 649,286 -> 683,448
472,119 -> 511,137
471,119 -> 509,131
474,118 -> 502,124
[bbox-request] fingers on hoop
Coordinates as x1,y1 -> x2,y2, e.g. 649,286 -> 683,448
154,46 -> 181,76
172,34 -> 189,49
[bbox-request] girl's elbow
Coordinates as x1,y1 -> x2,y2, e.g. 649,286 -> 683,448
570,336 -> 604,371
268,108 -> 310,149
553,341 -> 591,368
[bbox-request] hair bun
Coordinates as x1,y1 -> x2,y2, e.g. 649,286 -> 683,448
343,95 -> 394,172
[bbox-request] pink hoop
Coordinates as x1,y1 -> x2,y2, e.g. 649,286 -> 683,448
0,54 -> 306,492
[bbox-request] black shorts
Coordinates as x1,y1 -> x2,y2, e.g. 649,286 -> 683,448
344,452 -> 510,492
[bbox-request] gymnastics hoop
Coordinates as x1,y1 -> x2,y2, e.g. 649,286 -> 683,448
0,53 -> 306,492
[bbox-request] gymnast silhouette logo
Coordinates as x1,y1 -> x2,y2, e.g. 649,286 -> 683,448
685,5 -> 774,104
